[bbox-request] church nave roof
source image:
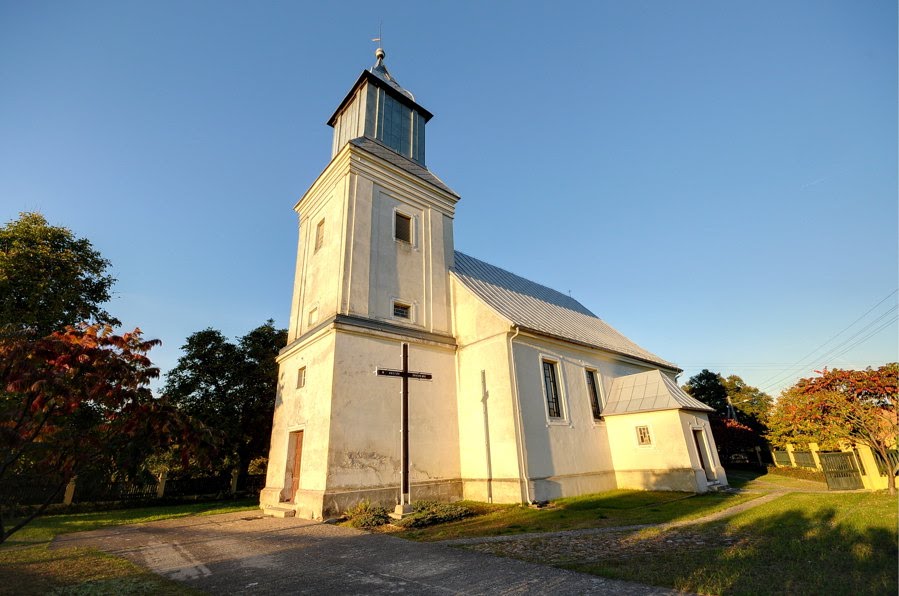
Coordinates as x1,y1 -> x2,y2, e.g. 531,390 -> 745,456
452,251 -> 678,371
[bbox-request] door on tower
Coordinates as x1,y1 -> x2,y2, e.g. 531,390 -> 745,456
289,430 -> 304,502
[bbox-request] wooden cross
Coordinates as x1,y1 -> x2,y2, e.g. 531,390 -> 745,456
376,342 -> 432,508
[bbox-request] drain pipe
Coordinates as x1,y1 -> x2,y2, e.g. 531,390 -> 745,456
507,325 -> 532,504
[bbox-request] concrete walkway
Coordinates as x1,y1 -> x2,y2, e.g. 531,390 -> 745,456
53,511 -> 685,595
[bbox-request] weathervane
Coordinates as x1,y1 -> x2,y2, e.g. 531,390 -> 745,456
372,21 -> 384,62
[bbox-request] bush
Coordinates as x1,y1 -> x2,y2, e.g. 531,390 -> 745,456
397,500 -> 472,529
767,464 -> 825,483
346,500 -> 389,528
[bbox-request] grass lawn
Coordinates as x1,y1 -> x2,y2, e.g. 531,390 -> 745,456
394,489 -> 763,541
726,468 -> 828,491
458,490 -> 896,596
0,499 -> 258,595
567,491 -> 898,595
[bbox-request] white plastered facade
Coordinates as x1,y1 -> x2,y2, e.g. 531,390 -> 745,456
260,56 -> 726,519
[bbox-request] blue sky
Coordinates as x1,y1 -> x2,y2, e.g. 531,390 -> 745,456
1,1 -> 896,396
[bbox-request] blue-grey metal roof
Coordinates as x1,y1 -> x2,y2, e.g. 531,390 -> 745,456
452,252 -> 678,370
369,55 -> 415,102
349,137 -> 458,197
603,369 -> 714,415
327,52 -> 433,127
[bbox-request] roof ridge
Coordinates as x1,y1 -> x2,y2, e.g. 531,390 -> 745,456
452,251 -> 678,371
453,251 -> 595,317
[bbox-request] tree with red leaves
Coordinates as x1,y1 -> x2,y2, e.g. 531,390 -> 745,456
768,364 -> 898,495
0,324 -> 187,543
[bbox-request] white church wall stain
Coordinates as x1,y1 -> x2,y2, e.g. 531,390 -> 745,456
326,332 -> 459,491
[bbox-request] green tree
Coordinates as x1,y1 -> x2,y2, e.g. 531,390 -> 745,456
0,324 -> 185,543
721,374 -> 773,432
682,369 -> 729,415
163,321 -> 286,484
0,212 -> 118,337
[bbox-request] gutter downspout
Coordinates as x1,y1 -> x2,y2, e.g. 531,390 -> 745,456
507,325 -> 532,504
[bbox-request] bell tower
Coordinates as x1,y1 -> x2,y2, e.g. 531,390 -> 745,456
261,49 -> 463,519
328,48 -> 431,164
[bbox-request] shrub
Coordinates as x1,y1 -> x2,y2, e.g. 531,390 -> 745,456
346,500 -> 389,528
397,500 -> 472,528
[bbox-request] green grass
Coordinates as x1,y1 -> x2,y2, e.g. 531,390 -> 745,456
5,499 -> 258,545
557,492 -> 898,595
0,499 -> 257,595
725,468 -> 828,491
394,490 -> 762,541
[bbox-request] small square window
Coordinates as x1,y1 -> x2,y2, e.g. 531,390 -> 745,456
395,212 -> 412,244
314,219 -> 325,252
393,301 -> 411,319
636,425 -> 652,446
296,367 -> 306,389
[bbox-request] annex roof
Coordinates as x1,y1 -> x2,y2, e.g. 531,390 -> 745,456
349,137 -> 458,197
451,251 -> 678,370
603,369 -> 714,415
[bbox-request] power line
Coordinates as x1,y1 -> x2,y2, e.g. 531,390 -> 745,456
754,289 -> 898,391
758,300 -> 898,392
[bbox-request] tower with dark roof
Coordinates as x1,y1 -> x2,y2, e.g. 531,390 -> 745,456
260,49 -> 464,519
260,50 -> 726,520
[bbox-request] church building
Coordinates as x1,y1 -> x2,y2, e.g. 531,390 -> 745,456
260,49 -> 727,519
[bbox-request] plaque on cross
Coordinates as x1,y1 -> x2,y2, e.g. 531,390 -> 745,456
376,342 -> 432,512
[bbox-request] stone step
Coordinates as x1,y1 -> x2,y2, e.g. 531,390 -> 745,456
263,505 -> 296,518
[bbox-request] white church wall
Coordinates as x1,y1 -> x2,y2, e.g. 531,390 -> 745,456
294,176 -> 349,340
341,150 -> 457,336
511,336 -> 626,502
322,330 -> 460,513
451,276 -> 527,502
260,329 -> 336,517
341,172 -> 373,318
677,410 -> 728,490
606,409 -> 700,492
365,184 -> 453,334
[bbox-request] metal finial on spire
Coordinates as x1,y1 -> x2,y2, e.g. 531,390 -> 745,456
372,21 -> 384,66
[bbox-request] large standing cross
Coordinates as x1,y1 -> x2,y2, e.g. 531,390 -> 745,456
376,342 -> 432,512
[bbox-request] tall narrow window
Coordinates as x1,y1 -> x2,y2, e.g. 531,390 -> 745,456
542,360 -> 562,419
395,212 -> 412,243
585,369 -> 602,419
296,366 -> 306,389
314,219 -> 324,252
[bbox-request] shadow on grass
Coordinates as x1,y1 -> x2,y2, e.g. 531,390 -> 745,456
0,545 -> 194,596
569,498 -> 897,596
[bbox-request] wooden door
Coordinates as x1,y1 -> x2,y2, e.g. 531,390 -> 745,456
290,431 -> 304,502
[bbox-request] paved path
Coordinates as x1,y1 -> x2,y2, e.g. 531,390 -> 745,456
53,511 -> 684,595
